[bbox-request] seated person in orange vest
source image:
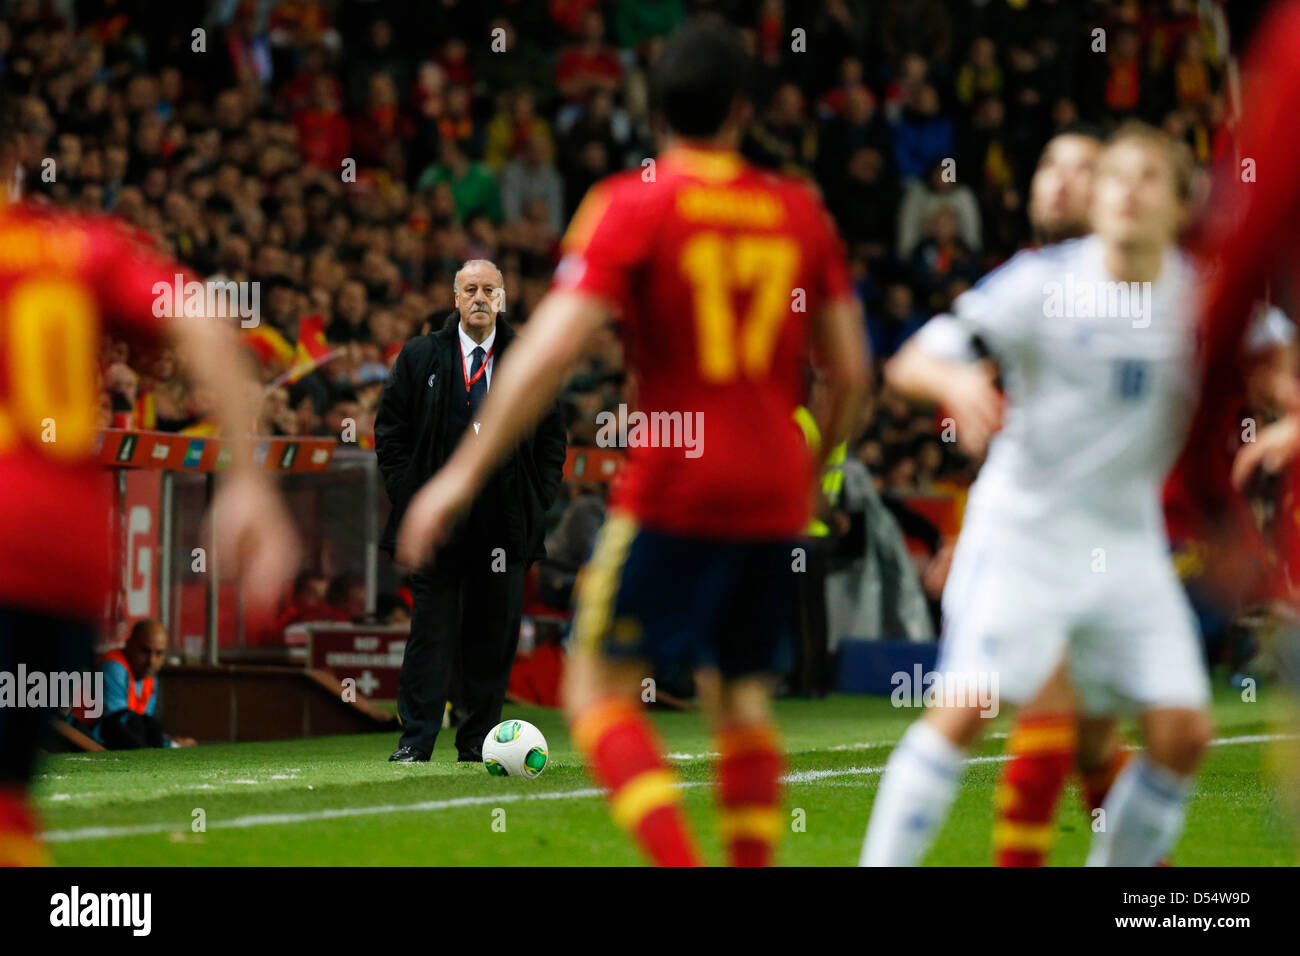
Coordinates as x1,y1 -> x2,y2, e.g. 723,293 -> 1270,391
92,620 -> 195,749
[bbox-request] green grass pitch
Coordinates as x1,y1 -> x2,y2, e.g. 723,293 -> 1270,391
32,683 -> 1297,866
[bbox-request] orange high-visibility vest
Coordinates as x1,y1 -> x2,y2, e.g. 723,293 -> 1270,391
100,649 -> 155,715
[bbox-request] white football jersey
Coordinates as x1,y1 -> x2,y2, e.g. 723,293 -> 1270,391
913,235 -> 1199,540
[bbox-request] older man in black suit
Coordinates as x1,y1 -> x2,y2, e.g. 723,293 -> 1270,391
376,259 -> 567,762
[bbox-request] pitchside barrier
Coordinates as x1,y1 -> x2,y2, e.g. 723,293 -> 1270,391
99,430 -> 965,695
98,429 -> 373,663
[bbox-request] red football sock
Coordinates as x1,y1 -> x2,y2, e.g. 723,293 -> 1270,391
715,723 -> 783,867
570,696 -> 700,867
993,714 -> 1076,867
1081,747 -> 1132,814
0,786 -> 49,867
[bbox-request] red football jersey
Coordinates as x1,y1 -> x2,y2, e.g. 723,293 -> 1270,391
0,200 -> 179,618
1184,0 -> 1300,601
552,146 -> 853,538
1163,384 -> 1254,545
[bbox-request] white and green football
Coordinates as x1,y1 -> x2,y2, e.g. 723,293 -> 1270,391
482,719 -> 548,778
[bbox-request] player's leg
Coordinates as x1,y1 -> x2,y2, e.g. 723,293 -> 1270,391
992,665 -> 1078,866
1085,706 -> 1211,867
564,647 -> 701,867
564,514 -> 702,866
1075,714 -> 1128,816
700,671 -> 784,866
862,533 -> 1066,866
1081,571 -> 1212,866
702,539 -> 801,866
0,607 -> 95,866
859,702 -> 987,867
1073,539 -> 1216,827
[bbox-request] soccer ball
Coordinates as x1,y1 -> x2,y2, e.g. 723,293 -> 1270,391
482,719 -> 548,778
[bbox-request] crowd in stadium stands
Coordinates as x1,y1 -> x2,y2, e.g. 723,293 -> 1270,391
5,0 -> 1225,507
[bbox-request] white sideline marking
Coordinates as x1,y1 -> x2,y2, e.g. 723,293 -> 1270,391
40,732 -> 1298,844
780,732 -> 1300,784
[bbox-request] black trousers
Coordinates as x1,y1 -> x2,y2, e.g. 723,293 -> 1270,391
397,560 -> 525,757
791,538 -> 831,697
97,710 -> 168,750
0,607 -> 96,785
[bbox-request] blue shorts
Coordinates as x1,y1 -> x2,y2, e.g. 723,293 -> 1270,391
571,512 -> 799,681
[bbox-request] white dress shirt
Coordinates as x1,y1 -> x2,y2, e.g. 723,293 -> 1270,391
458,321 -> 496,389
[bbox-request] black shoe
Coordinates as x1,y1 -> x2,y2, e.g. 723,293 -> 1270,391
389,745 -> 430,763
457,748 -> 482,763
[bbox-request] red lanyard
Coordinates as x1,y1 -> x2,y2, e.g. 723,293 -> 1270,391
461,343 -> 493,394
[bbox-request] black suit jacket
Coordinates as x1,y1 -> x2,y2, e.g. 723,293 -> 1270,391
375,312 -> 568,563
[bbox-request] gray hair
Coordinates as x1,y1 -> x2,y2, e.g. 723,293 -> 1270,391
453,259 -> 504,294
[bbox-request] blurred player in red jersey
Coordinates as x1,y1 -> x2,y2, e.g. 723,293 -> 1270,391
0,114 -> 300,865
1188,0 -> 1300,576
397,20 -> 868,866
1182,0 -> 1300,852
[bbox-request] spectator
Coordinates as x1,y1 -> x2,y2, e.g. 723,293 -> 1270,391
897,160 -> 982,259
909,207 -> 980,312
890,83 -> 955,182
276,571 -> 333,631
476,18 -> 551,101
833,146 -> 898,256
485,88 -> 554,172
956,37 -> 1002,106
554,9 -> 623,111
500,135 -> 565,236
818,84 -> 891,199
1170,32 -> 1219,109
417,140 -> 503,224
326,573 -> 369,622
1098,26 -> 1145,119
349,73 -> 413,169
745,82 -> 818,177
867,284 -> 927,361
292,75 -> 350,170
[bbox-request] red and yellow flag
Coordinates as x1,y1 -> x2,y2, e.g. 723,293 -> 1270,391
285,314 -> 336,384
133,390 -> 156,430
179,418 -> 221,437
242,325 -> 295,367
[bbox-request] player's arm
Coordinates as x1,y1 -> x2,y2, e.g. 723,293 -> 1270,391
96,224 -> 301,614
886,251 -> 1039,456
169,316 -> 260,469
396,290 -> 608,567
809,297 -> 870,465
884,321 -> 1003,458
170,315 -> 302,613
